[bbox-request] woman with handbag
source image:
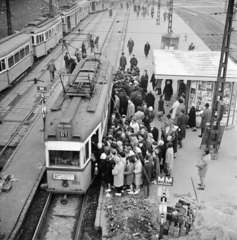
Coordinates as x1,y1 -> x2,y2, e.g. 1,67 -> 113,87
157,95 -> 165,121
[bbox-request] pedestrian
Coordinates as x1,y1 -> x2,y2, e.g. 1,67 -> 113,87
151,125 -> 159,142
64,52 -> 70,71
119,52 -> 127,72
165,142 -> 174,176
108,7 -> 113,17
151,142 -> 160,183
188,103 -> 197,131
148,106 -> 155,123
145,90 -> 155,109
199,103 -> 212,138
47,60 -> 56,81
163,11 -> 166,21
151,7 -> 154,18
143,155 -> 153,197
150,73 -> 157,92
69,56 -> 77,74
130,117 -> 140,134
177,109 -> 189,148
140,70 -> 148,92
133,157 -> 142,194
124,158 -> 135,193
157,95 -> 165,121
90,37 -> 95,53
163,80 -> 173,106
74,48 -> 81,62
81,42 -> 87,58
137,9 -> 140,17
126,99 -> 135,121
126,2 -> 129,9
127,38 -> 135,55
42,100 -> 47,131
130,54 -> 138,71
188,42 -> 195,51
178,80 -> 186,97
144,42 -> 151,58
112,155 -> 124,196
158,140 -> 166,173
196,148 -> 211,190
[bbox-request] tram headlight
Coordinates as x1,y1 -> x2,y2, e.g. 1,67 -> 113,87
62,180 -> 69,188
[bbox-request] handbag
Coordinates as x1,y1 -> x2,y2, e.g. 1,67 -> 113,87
157,111 -> 163,117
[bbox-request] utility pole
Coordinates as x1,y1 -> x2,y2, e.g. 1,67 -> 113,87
5,0 -> 12,35
168,0 -> 173,33
49,0 -> 53,17
156,0 -> 161,25
206,0 -> 235,154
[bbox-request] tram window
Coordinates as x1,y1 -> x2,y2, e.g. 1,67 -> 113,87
49,30 -> 52,37
41,34 -> 44,42
45,31 -> 49,40
49,150 -> 80,167
36,35 -> 40,44
8,56 -> 14,68
14,52 -> 20,64
85,141 -> 89,162
0,59 -> 6,72
25,46 -> 30,55
31,36 -> 34,45
20,49 -> 25,59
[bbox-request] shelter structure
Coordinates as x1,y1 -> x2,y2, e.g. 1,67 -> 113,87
152,50 -> 237,128
161,32 -> 180,50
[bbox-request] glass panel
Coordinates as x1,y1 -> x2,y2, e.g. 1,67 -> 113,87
0,59 -> 6,71
20,48 -> 25,59
14,52 -> 20,63
85,141 -> 89,162
31,36 -> 34,44
8,56 -> 14,68
49,150 -> 80,167
36,35 -> 40,44
41,34 -> 44,42
25,46 -> 30,55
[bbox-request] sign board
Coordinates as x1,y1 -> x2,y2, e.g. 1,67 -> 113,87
157,176 -> 174,186
53,174 -> 75,181
37,86 -> 47,93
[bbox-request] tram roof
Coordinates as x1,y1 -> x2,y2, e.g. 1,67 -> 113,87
0,33 -> 31,58
152,50 -> 237,82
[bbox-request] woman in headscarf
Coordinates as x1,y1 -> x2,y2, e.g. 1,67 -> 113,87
133,156 -> 143,194
188,103 -> 197,131
112,155 -> 124,196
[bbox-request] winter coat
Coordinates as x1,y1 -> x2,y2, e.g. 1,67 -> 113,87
124,162 -> 135,185
130,57 -> 138,67
104,160 -> 113,184
150,74 -> 157,90
143,160 -> 153,185
141,74 -> 149,91
134,110 -> 144,124
144,43 -> 151,54
171,101 -> 179,119
120,55 -> 127,68
99,159 -> 107,182
112,160 -> 124,187
165,147 -> 174,170
177,114 -> 189,139
178,83 -> 186,97
151,127 -> 159,142
126,102 -> 135,120
145,92 -> 155,108
64,55 -> 69,67
130,121 -> 140,134
127,40 -> 135,50
133,160 -> 143,185
158,99 -> 165,114
163,84 -> 173,101
188,106 -> 196,128
153,155 -> 160,177
196,153 -> 211,177
47,62 -> 56,72
200,108 -> 212,128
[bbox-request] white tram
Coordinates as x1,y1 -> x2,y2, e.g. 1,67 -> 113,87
45,58 -> 113,193
0,33 -> 34,92
23,16 -> 62,58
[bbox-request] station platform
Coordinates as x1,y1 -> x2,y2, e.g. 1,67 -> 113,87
1,2 -> 237,240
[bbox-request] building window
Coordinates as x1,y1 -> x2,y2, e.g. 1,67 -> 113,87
8,56 -> 14,68
20,48 -> 25,59
25,46 -> 30,55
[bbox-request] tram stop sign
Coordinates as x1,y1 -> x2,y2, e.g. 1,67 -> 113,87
37,86 -> 47,93
157,176 -> 174,186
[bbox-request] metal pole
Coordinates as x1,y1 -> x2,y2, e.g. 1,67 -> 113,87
5,0 -> 12,35
49,0 -> 53,17
156,0 -> 160,25
159,186 -> 166,240
167,0 -> 173,33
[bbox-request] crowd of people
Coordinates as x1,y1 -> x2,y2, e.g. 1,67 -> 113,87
90,60 -> 197,197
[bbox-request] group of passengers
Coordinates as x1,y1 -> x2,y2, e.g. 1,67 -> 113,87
91,65 -> 187,197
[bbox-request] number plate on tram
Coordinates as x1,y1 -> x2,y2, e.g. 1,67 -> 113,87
53,174 -> 75,181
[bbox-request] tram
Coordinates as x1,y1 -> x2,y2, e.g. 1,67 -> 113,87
44,58 -> 113,194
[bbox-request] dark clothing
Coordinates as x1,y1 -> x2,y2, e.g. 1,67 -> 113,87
140,74 -> 149,92
143,160 -> 153,185
151,127 -> 159,142
150,73 -> 157,91
120,55 -> 127,71
127,40 -> 135,55
163,83 -> 173,101
64,54 -> 69,69
119,95 -> 128,115
177,114 -> 189,140
144,43 -> 151,57
145,92 -> 155,108
108,117 -> 119,129
69,58 -> 77,74
178,82 -> 187,97
158,99 -> 165,114
188,106 -> 196,128
130,57 -> 138,70
188,44 -> 195,51
104,160 -> 113,184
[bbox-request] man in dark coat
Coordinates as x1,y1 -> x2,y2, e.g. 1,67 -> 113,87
140,70 -> 149,92
188,43 -> 195,51
188,103 -> 196,131
199,103 -> 212,138
144,42 -> 151,58
178,80 -> 187,97
143,154 -> 153,197
150,73 -> 158,91
163,80 -> 173,106
119,94 -> 128,115
151,126 -> 159,142
130,55 -> 138,71
145,91 -> 155,109
119,52 -> 127,72
64,52 -> 70,72
127,38 -> 135,55
69,57 -> 77,74
177,109 -> 189,148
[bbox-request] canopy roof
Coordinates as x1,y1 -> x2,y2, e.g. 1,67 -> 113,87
152,50 -> 237,82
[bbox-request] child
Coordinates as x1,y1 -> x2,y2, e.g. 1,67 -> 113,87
157,95 -> 165,121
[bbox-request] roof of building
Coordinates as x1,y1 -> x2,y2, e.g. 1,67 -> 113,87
152,50 -> 237,82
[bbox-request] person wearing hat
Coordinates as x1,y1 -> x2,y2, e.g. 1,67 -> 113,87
199,103 -> 212,138
112,155 -> 124,196
119,52 -> 127,72
130,54 -> 138,71
196,148 -> 211,190
143,155 -> 153,196
64,52 -> 70,71
126,99 -> 135,121
134,106 -> 145,124
163,80 -> 173,106
177,109 -> 189,148
165,142 -> 174,176
127,38 -> 135,55
188,103 -> 196,131
74,48 -> 81,62
158,140 -> 166,173
141,70 -> 149,93
124,157 -> 135,194
130,117 -> 140,134
133,156 -> 143,194
145,91 -> 155,109
69,56 -> 77,74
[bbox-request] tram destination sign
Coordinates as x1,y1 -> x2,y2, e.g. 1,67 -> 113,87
37,86 -> 48,93
53,174 -> 75,181
157,176 -> 174,186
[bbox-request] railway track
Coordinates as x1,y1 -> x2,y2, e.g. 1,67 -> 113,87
174,7 -> 237,62
0,12 -> 107,165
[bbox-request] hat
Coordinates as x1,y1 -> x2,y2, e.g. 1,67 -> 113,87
167,135 -> 172,141
158,140 -> 164,146
122,114 -> 126,118
149,106 -> 153,111
114,155 -> 120,163
205,103 -> 209,108
97,142 -> 103,149
152,141 -> 158,146
148,133 -> 153,138
135,147 -> 142,153
100,153 -> 107,159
